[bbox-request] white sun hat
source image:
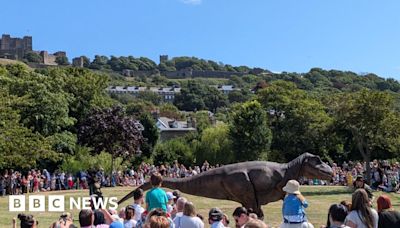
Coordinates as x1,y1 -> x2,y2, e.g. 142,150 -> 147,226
282,180 -> 301,194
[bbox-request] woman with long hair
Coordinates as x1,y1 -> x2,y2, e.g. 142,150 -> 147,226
177,202 -> 204,228
124,205 -> 137,228
345,189 -> 378,228
376,195 -> 400,228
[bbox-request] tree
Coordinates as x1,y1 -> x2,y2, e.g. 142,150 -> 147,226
18,87 -> 75,136
159,103 -> 182,120
138,113 -> 159,159
89,55 -> 109,70
56,56 -> 70,65
174,80 -> 228,112
229,100 -> 272,161
78,106 -> 144,172
174,81 -> 206,111
228,90 -> 251,104
126,100 -> 156,117
137,91 -> 162,105
59,67 -> 112,123
193,111 -> 212,134
203,87 -> 228,113
332,89 -> 400,183
257,80 -> 333,161
152,138 -> 194,167
0,90 -> 57,169
24,52 -> 43,63
1,67 -> 75,136
195,124 -> 233,165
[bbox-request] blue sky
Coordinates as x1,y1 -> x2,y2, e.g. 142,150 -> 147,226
2,0 -> 400,79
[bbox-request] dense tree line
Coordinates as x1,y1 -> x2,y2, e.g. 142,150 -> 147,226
46,54 -> 267,74
153,81 -> 400,183
0,65 -> 144,172
1,63 -> 400,178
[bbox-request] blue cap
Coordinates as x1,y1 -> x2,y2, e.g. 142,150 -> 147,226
109,221 -> 124,228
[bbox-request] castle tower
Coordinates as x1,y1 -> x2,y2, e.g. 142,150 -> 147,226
160,55 -> 168,63
23,36 -> 33,51
1,34 -> 11,50
40,51 -> 49,64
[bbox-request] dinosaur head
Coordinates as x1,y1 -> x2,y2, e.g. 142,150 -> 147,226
301,153 -> 333,180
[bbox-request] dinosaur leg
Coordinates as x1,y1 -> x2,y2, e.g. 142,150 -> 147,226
222,172 -> 263,218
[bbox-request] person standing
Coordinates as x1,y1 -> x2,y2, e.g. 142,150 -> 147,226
177,202 -> 204,228
280,180 -> 314,228
145,173 -> 168,212
132,188 -> 145,221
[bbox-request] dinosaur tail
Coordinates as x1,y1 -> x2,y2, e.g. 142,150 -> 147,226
118,176 -> 199,205
160,177 -> 193,193
117,182 -> 151,205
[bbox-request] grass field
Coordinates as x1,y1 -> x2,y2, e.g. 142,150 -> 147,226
1,186 -> 399,227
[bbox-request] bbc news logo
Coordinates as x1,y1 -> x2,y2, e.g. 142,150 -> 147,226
9,195 -> 118,212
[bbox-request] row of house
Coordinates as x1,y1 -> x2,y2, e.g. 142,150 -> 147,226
106,85 -> 239,102
107,86 -> 181,102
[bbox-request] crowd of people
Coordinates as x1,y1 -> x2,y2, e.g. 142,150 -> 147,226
2,159 -> 400,197
299,159 -> 400,193
0,161 -> 215,196
11,173 -> 400,228
4,158 -> 400,227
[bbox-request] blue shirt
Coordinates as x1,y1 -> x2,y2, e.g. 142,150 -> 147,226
282,194 -> 308,222
145,187 -> 168,212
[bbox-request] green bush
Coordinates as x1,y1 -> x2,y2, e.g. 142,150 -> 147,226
153,138 -> 194,167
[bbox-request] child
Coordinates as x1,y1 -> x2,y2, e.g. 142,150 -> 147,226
145,173 -> 168,212
166,192 -> 176,214
132,188 -> 145,221
281,179 -> 314,228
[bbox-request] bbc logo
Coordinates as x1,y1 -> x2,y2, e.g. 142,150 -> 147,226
9,195 -> 118,212
9,195 -> 65,212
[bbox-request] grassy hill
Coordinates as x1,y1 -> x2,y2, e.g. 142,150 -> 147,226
0,58 -> 28,66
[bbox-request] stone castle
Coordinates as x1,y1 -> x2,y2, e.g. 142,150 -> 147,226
0,34 -> 264,78
0,34 -> 32,59
0,34 -> 66,65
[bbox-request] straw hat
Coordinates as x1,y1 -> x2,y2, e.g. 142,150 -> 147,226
282,180 -> 301,194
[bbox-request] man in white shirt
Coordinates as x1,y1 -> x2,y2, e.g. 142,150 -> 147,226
172,197 -> 187,225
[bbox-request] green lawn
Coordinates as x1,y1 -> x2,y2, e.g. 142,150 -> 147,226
1,186 -> 399,228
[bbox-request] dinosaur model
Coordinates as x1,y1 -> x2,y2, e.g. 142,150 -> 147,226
118,153 -> 333,218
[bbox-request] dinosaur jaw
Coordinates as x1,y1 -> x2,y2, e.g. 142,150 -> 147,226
316,169 -> 334,180
304,165 -> 333,180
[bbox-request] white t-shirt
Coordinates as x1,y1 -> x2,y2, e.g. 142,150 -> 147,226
167,204 -> 174,213
124,219 -> 137,228
345,209 -> 379,228
173,213 -> 183,227
132,203 -> 145,222
174,215 -> 204,228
